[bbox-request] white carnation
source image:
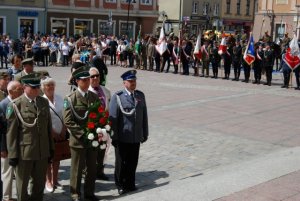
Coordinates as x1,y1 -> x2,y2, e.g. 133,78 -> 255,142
102,129 -> 107,136
100,144 -> 107,150
96,128 -> 102,134
92,141 -> 99,147
105,125 -> 111,131
87,133 -> 94,140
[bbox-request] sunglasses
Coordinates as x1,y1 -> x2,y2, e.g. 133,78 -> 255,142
90,74 -> 100,79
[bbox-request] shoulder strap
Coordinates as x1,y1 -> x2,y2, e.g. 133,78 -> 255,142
50,106 -> 64,124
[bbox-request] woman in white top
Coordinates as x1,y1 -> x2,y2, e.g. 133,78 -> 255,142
61,39 -> 70,66
41,77 -> 66,193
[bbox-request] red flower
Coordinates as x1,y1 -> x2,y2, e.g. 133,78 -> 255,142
87,122 -> 95,129
105,111 -> 109,118
89,112 -> 97,119
98,106 -> 105,113
99,117 -> 107,125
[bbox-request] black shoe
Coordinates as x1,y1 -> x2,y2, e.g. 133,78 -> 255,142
97,173 -> 109,181
173,72 -> 178,74
118,188 -> 129,195
211,76 -> 215,79
222,77 -> 227,80
199,75 -> 205,77
281,85 -> 288,88
232,78 -> 237,81
295,87 -> 300,90
84,195 -> 98,201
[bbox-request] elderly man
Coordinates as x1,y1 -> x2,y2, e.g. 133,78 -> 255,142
0,80 -> 23,201
6,73 -> 54,201
109,70 -> 148,195
0,72 -> 10,101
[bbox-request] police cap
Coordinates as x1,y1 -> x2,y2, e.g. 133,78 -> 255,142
121,70 -> 137,81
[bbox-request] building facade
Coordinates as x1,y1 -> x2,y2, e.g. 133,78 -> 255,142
158,0 -> 255,37
253,0 -> 300,42
0,0 -> 46,38
47,0 -> 159,39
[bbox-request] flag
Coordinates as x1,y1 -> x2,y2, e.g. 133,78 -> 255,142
283,34 -> 300,70
218,37 -> 227,55
155,26 -> 167,55
135,28 -> 141,54
243,33 -> 255,65
193,34 -> 202,60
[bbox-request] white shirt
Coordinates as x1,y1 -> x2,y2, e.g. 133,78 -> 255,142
43,94 -> 64,134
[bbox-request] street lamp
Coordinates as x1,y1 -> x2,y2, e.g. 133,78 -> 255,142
266,9 -> 274,40
126,0 -> 136,37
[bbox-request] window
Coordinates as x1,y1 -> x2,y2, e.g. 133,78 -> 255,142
0,17 -> 6,35
213,3 -> 219,16
246,0 -> 250,15
74,19 -> 93,36
237,0 -> 241,15
141,0 -> 152,5
105,0 -> 116,2
202,3 -> 209,15
51,18 -> 69,36
192,2 -> 199,14
226,0 -> 231,14
119,21 -> 136,39
276,0 -> 288,4
18,17 -> 37,38
275,23 -> 285,40
98,20 -> 115,36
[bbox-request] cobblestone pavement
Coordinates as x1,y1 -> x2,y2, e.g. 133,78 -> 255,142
2,65 -> 300,200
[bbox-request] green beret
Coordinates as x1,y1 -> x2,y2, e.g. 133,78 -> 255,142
20,72 -> 41,87
72,65 -> 90,79
22,58 -> 34,65
0,72 -> 9,79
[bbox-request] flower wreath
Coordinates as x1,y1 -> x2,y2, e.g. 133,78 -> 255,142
84,101 -> 111,149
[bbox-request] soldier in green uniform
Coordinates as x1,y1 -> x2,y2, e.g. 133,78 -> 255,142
14,58 -> 35,82
0,72 -> 10,101
200,40 -> 211,77
6,73 -> 54,201
63,66 -> 100,201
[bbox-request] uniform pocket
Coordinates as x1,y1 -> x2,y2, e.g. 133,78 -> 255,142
21,134 -> 32,145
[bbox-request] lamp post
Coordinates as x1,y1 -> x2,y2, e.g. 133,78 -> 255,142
126,0 -> 136,38
266,9 -> 274,40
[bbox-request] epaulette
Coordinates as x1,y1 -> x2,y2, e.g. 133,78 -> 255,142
66,91 -> 76,98
115,90 -> 123,95
12,96 -> 22,104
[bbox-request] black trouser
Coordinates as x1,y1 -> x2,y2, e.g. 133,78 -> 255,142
155,56 -> 160,71
110,50 -> 116,65
243,63 -> 251,81
62,55 -> 69,66
0,53 -> 8,68
283,67 -> 300,87
97,148 -> 105,175
233,61 -> 241,80
128,53 -> 134,67
253,62 -> 262,82
265,65 -> 273,84
182,59 -> 189,75
224,61 -> 231,78
114,143 -> 140,190
41,48 -> 49,66
211,61 -> 219,77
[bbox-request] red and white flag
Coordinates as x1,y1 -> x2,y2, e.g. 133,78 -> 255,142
193,34 -> 202,60
155,26 -> 167,56
283,34 -> 300,70
218,37 -> 227,55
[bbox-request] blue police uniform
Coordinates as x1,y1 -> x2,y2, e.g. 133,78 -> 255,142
109,70 -> 148,195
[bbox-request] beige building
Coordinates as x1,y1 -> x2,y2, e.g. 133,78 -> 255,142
158,0 -> 256,37
253,0 -> 300,42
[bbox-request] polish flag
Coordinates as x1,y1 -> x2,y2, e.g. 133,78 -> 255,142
193,34 -> 202,60
243,33 -> 255,65
155,26 -> 167,56
218,37 -> 227,55
283,34 -> 300,70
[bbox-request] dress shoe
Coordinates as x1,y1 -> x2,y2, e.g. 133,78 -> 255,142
118,188 -> 129,195
84,195 -> 98,201
45,182 -> 54,193
295,87 -> 300,90
97,173 -> 109,181
281,85 -> 288,88
199,75 -> 205,77
71,198 -> 81,201
54,182 -> 63,190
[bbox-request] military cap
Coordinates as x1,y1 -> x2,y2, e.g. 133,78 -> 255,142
72,65 -> 90,79
121,70 -> 137,81
22,57 -> 34,65
20,72 -> 41,87
37,70 -> 50,80
0,72 -> 9,79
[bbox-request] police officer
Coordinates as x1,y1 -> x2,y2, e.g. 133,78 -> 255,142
6,73 -> 54,201
109,70 -> 148,195
232,40 -> 242,81
63,66 -> 99,201
253,43 -> 264,84
14,58 -> 36,82
209,41 -> 221,79
0,72 -> 10,101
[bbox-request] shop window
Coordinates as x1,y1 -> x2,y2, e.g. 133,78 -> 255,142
51,18 -> 69,36
20,18 -> 35,38
119,21 -> 135,39
141,0 -> 152,5
74,19 -> 92,36
98,20 -> 115,36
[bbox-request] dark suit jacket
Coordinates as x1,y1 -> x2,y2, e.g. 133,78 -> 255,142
0,96 -> 10,152
91,56 -> 108,86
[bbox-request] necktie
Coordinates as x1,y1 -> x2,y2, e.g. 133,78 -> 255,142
130,93 -> 134,102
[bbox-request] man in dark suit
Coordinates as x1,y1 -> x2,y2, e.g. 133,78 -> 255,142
63,66 -> 100,201
109,70 -> 148,195
6,73 -> 54,201
90,51 -> 108,86
0,80 -> 23,201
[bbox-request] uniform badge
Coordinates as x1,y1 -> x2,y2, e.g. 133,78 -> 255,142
64,99 -> 70,109
6,105 -> 13,119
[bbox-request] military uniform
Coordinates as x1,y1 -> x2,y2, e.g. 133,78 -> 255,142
232,43 -> 242,81
253,45 -> 264,84
14,58 -> 36,82
200,43 -> 210,77
109,70 -> 148,195
209,42 -> 221,79
263,45 -> 274,86
63,66 -> 100,201
242,43 -> 251,82
6,73 -> 54,201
